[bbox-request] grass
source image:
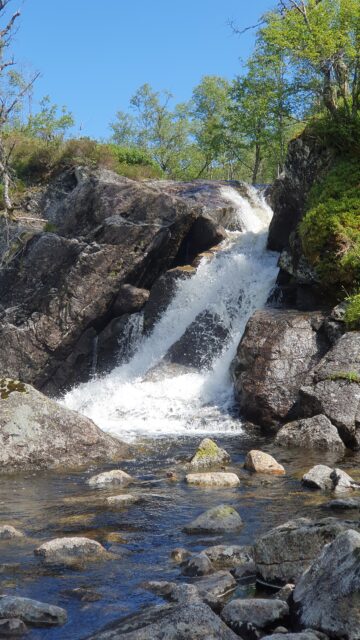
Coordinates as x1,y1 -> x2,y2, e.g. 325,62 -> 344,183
328,371 -> 360,384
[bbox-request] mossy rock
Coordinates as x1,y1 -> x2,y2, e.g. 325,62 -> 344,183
0,378 -> 27,400
183,504 -> 243,534
189,438 -> 230,469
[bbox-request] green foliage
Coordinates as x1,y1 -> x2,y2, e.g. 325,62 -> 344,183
300,156 -> 360,290
329,370 -> 360,383
24,96 -> 74,142
43,221 -> 57,233
344,293 -> 360,329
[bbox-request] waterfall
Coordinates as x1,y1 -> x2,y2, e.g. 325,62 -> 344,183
63,185 -> 279,441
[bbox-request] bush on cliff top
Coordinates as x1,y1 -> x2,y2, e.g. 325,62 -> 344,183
299,150 -> 360,328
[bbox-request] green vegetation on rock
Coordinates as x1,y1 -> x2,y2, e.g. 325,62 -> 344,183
329,371 -> 360,384
0,378 -> 27,400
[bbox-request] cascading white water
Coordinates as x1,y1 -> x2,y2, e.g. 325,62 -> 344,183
63,185 -> 279,441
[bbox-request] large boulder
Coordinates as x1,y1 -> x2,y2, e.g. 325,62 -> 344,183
275,415 -> 345,452
254,517 -> 360,584
0,596 -> 67,626
293,530 -> 360,639
298,332 -> 360,449
0,379 -> 127,471
221,598 -> 289,639
85,602 -> 239,639
183,505 -> 243,534
0,170 -> 235,394
232,309 -> 328,427
34,536 -> 108,567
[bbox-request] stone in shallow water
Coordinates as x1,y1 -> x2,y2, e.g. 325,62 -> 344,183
302,465 -> 333,490
275,415 -> 345,452
183,504 -> 243,534
0,525 -> 23,540
0,596 -> 67,626
324,497 -> 360,510
189,438 -> 230,469
203,544 -> 253,568
293,529 -> 360,639
87,469 -> 132,488
330,467 -> 359,493
0,617 -> 27,636
254,517 -> 359,584
181,553 -> 213,577
170,548 -> 191,563
85,602 -> 239,639
221,598 -> 289,637
244,450 -> 285,475
34,536 -> 108,567
185,472 -> 240,488
106,494 -> 139,507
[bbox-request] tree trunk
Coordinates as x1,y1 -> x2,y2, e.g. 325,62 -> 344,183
252,144 -> 262,184
0,136 -> 12,218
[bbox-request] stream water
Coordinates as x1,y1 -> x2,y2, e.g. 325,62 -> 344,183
1,185 -> 359,639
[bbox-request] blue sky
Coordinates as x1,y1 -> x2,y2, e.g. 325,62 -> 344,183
14,0 -> 274,139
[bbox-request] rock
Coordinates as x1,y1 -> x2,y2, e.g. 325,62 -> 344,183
87,469 -> 132,488
274,584 -> 295,602
181,553 -> 213,577
302,465 -> 333,490
185,472 -> 240,488
324,497 -> 360,510
192,570 -> 237,606
170,548 -> 192,563
189,438 -> 230,469
298,332 -> 360,449
254,517 -> 359,584
293,529 -> 360,639
0,381 -> 127,471
275,415 -> 345,452
2,171 -> 238,393
95,313 -> 142,374
0,596 -> 67,626
262,635 -> 320,640
85,602 -> 239,639
183,505 -> 243,534
106,494 -> 139,507
245,450 -> 285,475
62,587 -> 102,602
302,465 -> 358,492
34,536 -> 108,567
112,284 -> 149,316
0,525 -> 23,540
166,310 -> 230,368
203,544 -> 253,568
145,581 -> 201,605
0,618 -> 27,636
232,309 -> 328,427
231,562 -> 257,582
143,266 -> 195,333
221,599 -> 289,638
268,133 -> 334,253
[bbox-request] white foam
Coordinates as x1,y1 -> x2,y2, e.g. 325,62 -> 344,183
63,185 -> 278,441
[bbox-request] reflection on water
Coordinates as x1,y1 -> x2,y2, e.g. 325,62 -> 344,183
0,435 -> 359,639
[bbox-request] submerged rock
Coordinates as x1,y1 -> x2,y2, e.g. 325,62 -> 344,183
106,494 -> 139,507
34,536 -> 108,567
221,598 -> 289,638
0,596 -> 67,626
170,548 -> 192,564
185,472 -> 240,488
0,525 -> 23,540
87,469 -> 132,488
254,517 -> 358,584
324,497 -> 360,510
189,438 -> 230,469
0,381 -> 127,471
293,529 -> 360,639
183,505 -> 243,534
275,415 -> 345,452
244,450 -> 285,475
85,602 -> 239,639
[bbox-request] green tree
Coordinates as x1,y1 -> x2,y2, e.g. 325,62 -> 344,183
24,96 -> 74,142
262,0 -> 360,119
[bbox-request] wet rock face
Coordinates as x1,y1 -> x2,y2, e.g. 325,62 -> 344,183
293,530 -> 360,639
0,381 -> 127,471
112,284 -> 149,316
0,170 -> 234,394
233,309 -> 328,428
254,517 -> 359,585
143,266 -> 196,334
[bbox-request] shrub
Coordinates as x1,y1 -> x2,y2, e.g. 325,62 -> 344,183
344,293 -> 360,329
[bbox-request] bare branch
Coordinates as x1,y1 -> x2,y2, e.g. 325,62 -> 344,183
228,18 -> 266,37
0,9 -> 20,40
2,71 -> 41,122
